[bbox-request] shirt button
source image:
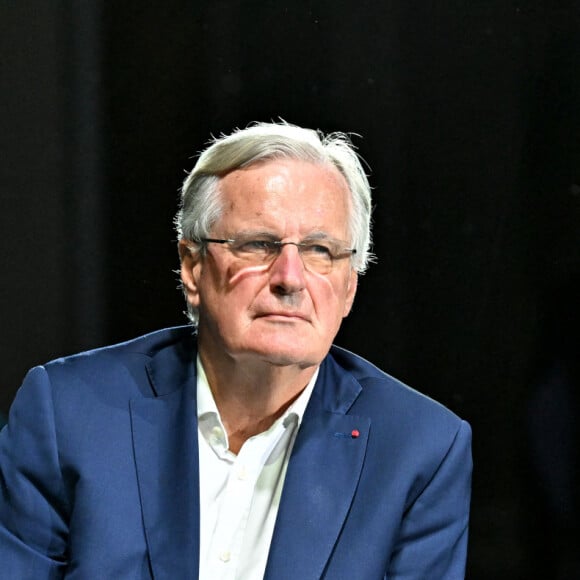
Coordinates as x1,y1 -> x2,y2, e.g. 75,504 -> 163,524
219,550 -> 231,562
237,466 -> 247,480
210,426 -> 223,446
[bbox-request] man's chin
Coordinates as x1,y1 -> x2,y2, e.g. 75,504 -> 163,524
247,324 -> 336,368
239,342 -> 323,369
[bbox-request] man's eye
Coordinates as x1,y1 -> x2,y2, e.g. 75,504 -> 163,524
305,244 -> 333,256
238,240 -> 272,253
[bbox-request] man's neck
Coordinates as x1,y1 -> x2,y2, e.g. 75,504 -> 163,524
198,349 -> 318,454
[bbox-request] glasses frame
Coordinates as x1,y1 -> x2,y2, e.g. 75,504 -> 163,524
196,236 -> 357,275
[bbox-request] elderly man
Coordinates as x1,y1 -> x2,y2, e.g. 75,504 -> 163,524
0,122 -> 472,578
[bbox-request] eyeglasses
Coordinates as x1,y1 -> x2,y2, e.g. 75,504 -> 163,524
196,234 -> 356,275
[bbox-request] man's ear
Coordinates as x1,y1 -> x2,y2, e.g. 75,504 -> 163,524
342,269 -> 358,318
178,239 -> 202,309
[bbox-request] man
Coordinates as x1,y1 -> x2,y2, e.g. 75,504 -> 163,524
0,122 -> 472,578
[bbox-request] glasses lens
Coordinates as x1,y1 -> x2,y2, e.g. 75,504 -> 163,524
300,244 -> 333,274
231,239 -> 272,257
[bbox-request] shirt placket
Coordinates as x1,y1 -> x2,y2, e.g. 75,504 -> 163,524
206,420 -> 287,579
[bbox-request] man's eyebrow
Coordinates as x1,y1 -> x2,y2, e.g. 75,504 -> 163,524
301,231 -> 345,243
231,229 -> 341,243
301,231 -> 333,240
233,229 -> 280,239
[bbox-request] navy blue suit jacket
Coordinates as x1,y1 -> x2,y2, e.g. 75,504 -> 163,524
0,327 -> 472,578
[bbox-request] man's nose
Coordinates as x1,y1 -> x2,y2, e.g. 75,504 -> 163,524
268,243 -> 306,294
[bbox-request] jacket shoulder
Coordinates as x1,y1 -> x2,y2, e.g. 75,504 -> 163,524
44,326 -> 194,371
33,326 -> 196,402
328,344 -> 466,428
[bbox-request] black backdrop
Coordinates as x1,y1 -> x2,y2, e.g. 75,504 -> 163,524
2,2 -> 579,578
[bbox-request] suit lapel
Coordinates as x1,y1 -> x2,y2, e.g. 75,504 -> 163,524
130,340 -> 200,580
265,357 -> 370,580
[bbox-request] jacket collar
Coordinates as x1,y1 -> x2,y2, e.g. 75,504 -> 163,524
264,352 -> 370,580
130,337 -> 200,580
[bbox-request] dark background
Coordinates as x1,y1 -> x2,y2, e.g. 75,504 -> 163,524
2,2 -> 579,578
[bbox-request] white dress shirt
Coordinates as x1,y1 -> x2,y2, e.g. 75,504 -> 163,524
196,358 -> 317,580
